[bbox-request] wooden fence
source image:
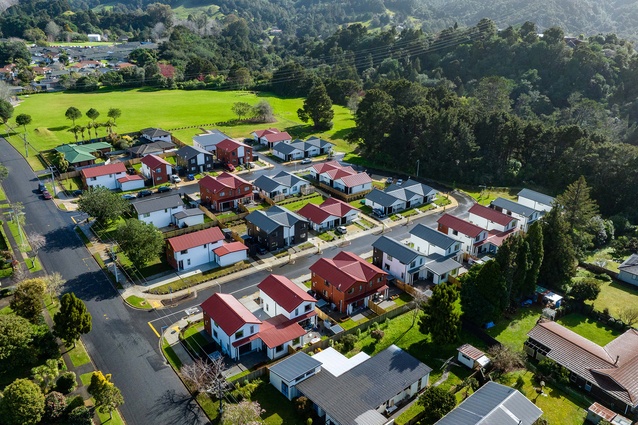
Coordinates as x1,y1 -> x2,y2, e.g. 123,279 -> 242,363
162,222 -> 219,239
394,279 -> 422,297
198,205 -> 217,220
368,300 -> 387,316
229,367 -> 267,384
580,262 -> 619,280
314,181 -> 371,202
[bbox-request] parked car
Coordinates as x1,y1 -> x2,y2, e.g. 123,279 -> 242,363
186,174 -> 195,181
300,158 -> 312,165
396,179 -> 403,185
122,194 -> 136,200
385,177 -> 393,184
171,174 -> 182,183
336,225 -> 347,234
157,186 -> 171,193
373,208 -> 386,218
42,190 -> 52,200
72,190 -> 83,197
38,182 -> 46,193
224,163 -> 236,172
137,190 -> 152,198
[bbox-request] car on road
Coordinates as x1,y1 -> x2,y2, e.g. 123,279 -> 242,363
157,186 -> 171,193
122,194 -> 136,200
171,174 -> 181,183
224,163 -> 236,172
38,182 -> 46,193
42,190 -> 52,200
137,190 -> 152,198
336,225 -> 347,234
300,158 -> 312,165
184,307 -> 199,316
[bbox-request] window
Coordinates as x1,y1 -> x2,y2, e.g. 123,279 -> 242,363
295,308 -> 299,316
584,381 -> 592,391
300,233 -> 306,238
143,213 -> 150,218
164,209 -> 168,213
348,288 -> 354,294
156,168 -> 161,173
359,285 -> 362,292
180,250 -> 188,254
91,177 -> 97,181
232,151 -> 236,156
245,187 -> 249,192
377,277 -> 382,282
235,330 -> 244,339
452,230 -> 458,236
275,344 -> 284,352
387,254 -> 393,261
187,259 -> 191,266
410,261 -> 416,268
265,304 -> 269,312
475,235 -> 481,241
304,304 -> 312,312
213,330 -> 218,338
156,176 -> 161,181
250,325 -> 255,334
323,290 -> 328,297
220,191 -> 225,196
190,158 -> 196,164
325,281 -> 330,287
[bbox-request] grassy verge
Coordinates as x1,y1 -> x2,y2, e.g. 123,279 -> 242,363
148,261 -> 251,295
96,408 -> 126,425
74,226 -> 92,247
434,195 -> 451,207
125,295 -> 152,309
161,339 -> 182,370
67,340 -> 91,368
43,294 -> 60,317
80,372 -> 93,386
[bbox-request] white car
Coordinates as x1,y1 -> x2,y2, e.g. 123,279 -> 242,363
336,226 -> 347,234
171,175 -> 182,183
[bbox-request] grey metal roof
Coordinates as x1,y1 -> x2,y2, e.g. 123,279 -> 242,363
132,194 -> 183,215
253,172 -> 304,193
365,188 -> 400,207
172,208 -> 204,219
245,205 -> 307,233
435,381 -> 542,425
253,175 -> 281,193
619,254 -> 638,276
425,254 -> 463,276
409,223 -> 457,250
272,142 -> 303,155
175,145 -> 212,160
372,236 -> 422,265
193,129 -> 231,148
305,136 -> 333,149
269,352 -> 322,383
141,127 -> 170,138
517,188 -> 555,206
296,345 -> 432,425
128,141 -> 175,156
490,197 -> 537,218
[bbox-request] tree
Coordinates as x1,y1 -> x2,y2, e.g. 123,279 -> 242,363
53,292 -> 92,348
52,151 -> 69,173
487,345 -> 525,372
0,314 -> 34,369
88,371 -> 124,419
0,163 -> 7,182
297,81 -> 335,130
65,107 -> 82,126
68,406 -> 92,425
0,98 -> 14,123
417,386 -> 456,423
228,67 -> 252,89
10,278 -> 46,323
221,400 -> 264,425
77,186 -> 130,224
26,232 -> 45,268
495,234 -> 531,304
44,21 -> 61,42
15,113 -> 31,134
181,357 -> 229,413
538,208 -> 577,292
43,391 -> 66,422
460,261 -> 508,325
115,219 -> 164,268
420,283 -> 461,345
252,100 -> 274,122
524,222 -> 544,296
107,107 -> 121,124
86,108 -> 100,138
44,272 -> 65,305
619,306 -> 638,326
569,278 -> 601,303
232,102 -> 252,121
31,358 -> 60,392
68,125 -> 81,143
555,176 -> 599,233
0,378 -> 45,425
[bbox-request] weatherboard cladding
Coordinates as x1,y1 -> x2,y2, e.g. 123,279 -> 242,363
200,293 -> 260,336
269,352 -> 322,383
245,206 -> 306,234
167,227 -> 224,252
490,197 -> 537,218
176,145 -> 211,160
468,203 -> 514,227
372,236 -> 421,265
132,194 -> 183,215
409,223 -> 457,249
365,188 -> 399,207
517,188 -> 555,206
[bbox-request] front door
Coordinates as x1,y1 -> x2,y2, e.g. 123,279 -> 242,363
178,260 -> 183,270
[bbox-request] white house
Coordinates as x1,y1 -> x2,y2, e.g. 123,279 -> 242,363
140,128 -> 172,143
365,180 -> 438,214
116,174 -> 145,191
312,161 -> 372,195
253,171 -> 308,199
490,197 -> 541,232
269,352 -> 322,401
437,214 -> 488,257
81,162 -> 127,190
409,223 -> 462,260
456,343 -> 490,370
517,188 -> 555,213
272,137 -> 333,161
212,241 -> 248,267
87,34 -> 101,42
257,274 -> 317,326
132,194 -> 184,228
618,254 -> 638,287
251,128 -> 292,148
297,197 -> 359,231
192,129 -> 232,153
166,227 -> 225,270
468,203 -> 518,232
172,208 -> 205,228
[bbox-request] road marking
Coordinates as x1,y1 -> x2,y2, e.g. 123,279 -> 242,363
148,322 -> 161,338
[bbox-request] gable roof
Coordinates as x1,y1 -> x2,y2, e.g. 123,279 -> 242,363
457,343 -> 487,361
469,203 -> 517,227
175,145 -> 213,160
297,197 -> 358,224
199,173 -> 251,194
56,142 -> 112,164
245,206 -> 307,234
140,127 -> 170,138
269,352 -> 322,383
310,251 -> 386,292
81,162 -> 127,179
252,128 -> 279,138
193,130 -> 232,148
168,227 -> 224,252
253,171 -> 305,193
372,236 -> 422,265
117,174 -> 144,183
619,254 -> 638,276
517,188 -> 555,206
365,188 -> 402,207
435,381 -> 542,425
262,131 -> 291,143
438,214 -> 485,238
216,138 -> 249,152
128,141 -> 175,156
339,172 -> 372,188
409,223 -> 458,250
305,136 -> 333,149
132,194 -> 183,215
172,208 -> 205,220
213,241 -> 248,256
200,293 -> 260,336
257,274 -> 316,312
272,142 -> 304,155
296,345 -> 432,425
140,154 -> 171,169
491,197 -> 537,218
233,314 -> 306,349
273,138 -> 334,154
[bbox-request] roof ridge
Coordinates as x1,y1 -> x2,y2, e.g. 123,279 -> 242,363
541,321 -> 614,364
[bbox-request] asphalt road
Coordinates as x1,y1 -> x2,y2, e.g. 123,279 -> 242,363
0,139 -> 208,425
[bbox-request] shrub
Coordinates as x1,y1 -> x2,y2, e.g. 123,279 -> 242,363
595,274 -> 612,282
295,396 -> 311,416
44,391 -> 67,421
65,394 -> 84,414
68,406 -> 92,425
56,371 -> 77,394
371,329 -> 384,341
340,334 -> 358,353
307,418 -> 313,425
372,321 -> 380,331
356,328 -> 361,337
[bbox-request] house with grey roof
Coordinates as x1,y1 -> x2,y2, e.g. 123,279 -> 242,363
517,188 -> 555,213
245,206 -> 309,251
272,137 -> 333,162
490,197 -> 540,232
618,254 -> 638,286
175,145 -> 214,174
253,171 -> 308,199
295,345 -> 432,425
172,208 -> 205,228
435,381 -> 542,425
268,352 -> 322,400
140,127 -> 172,143
409,223 -> 462,259
131,194 -> 184,228
365,179 -> 438,215
192,129 -> 232,153
127,140 -> 176,158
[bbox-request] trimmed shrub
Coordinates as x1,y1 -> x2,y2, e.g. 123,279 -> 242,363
56,371 -> 77,394
68,406 -> 92,425
65,394 -> 84,414
371,329 -> 384,341
340,334 -> 358,353
44,391 -> 67,421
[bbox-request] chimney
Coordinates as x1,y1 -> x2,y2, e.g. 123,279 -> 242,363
615,355 -> 620,366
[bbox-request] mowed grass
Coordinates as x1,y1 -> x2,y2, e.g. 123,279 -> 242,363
588,277 -> 638,317
8,89 -> 355,170
557,313 -> 620,345
486,306 -> 544,349
460,186 -> 519,206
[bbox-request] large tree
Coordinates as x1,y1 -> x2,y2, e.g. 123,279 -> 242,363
460,261 -> 508,325
0,98 -> 14,123
115,219 -> 164,268
77,186 -> 130,224
419,283 -> 461,345
0,378 -> 45,425
221,400 -> 264,425
538,207 -> 577,292
496,234 -> 531,303
556,176 -> 599,232
297,81 -> 335,130
86,108 -> 100,138
0,315 -> 34,370
417,386 -> 456,424
53,292 -> 92,348
65,106 -> 82,127
524,221 -> 544,296
10,278 -> 46,323
107,107 -> 121,124
569,278 -> 601,303
15,113 -> 31,134
88,371 -> 124,420
231,102 -> 252,121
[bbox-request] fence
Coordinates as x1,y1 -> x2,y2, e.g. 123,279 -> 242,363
368,300 -> 387,316
394,279 -> 422,297
198,205 -> 217,221
580,261 -> 619,280
314,181 -> 371,202
162,221 -> 219,239
229,367 -> 267,384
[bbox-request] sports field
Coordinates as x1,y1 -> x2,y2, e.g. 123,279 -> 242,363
6,88 -> 356,169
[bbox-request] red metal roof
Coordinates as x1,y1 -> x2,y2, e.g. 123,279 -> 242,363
298,198 -> 358,224
140,154 -> 170,169
117,174 -> 144,183
81,162 -> 126,178
167,227 -> 224,252
200,293 -> 261,336
437,214 -> 484,238
257,274 -> 316,313
252,128 -> 279,138
199,173 -> 251,194
232,314 -> 306,349
213,241 -> 248,256
263,131 -> 291,142
469,203 -> 516,227
215,138 -> 248,152
309,251 -> 387,292
457,343 -> 486,361
588,402 -> 616,421
340,172 -> 372,187
311,160 -> 342,174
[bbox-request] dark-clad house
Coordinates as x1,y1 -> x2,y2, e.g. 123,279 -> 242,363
245,205 -> 308,251
175,145 -> 214,174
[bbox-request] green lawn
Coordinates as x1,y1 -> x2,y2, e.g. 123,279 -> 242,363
80,372 -> 93,386
67,340 -> 91,368
585,247 -> 622,272
277,193 -> 324,212
460,186 -> 519,206
97,408 -> 126,425
10,89 -> 355,170
181,325 -> 210,356
586,274 -> 638,317
486,306 -> 544,349
162,339 -> 183,370
125,295 -> 152,309
556,313 -> 620,346
252,379 -> 307,425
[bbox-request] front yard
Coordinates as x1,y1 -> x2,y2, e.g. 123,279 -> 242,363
276,193 -> 324,212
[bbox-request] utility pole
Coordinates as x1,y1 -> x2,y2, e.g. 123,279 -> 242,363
416,159 -> 420,178
23,134 -> 28,157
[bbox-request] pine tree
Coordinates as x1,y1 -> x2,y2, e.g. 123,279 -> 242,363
53,293 -> 92,348
556,176 -> 599,232
297,81 -> 335,130
419,283 -> 461,344
538,208 -> 577,292
523,221 -> 544,295
460,261 -> 508,325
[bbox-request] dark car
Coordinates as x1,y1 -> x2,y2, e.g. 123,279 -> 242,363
157,186 -> 171,193
126,167 -> 136,175
38,182 -> 46,193
256,246 -> 267,255
42,190 -> 52,200
122,194 -> 136,200
137,190 -> 152,198
72,189 -> 83,197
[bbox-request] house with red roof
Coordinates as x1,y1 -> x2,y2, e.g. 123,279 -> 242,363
166,227 -> 225,270
468,203 -> 518,233
310,251 -> 388,314
80,162 -> 127,190
201,292 -> 307,360
215,138 -> 253,167
298,198 -> 359,231
213,241 -> 248,267
437,214 -> 488,257
140,154 -> 172,185
311,161 -> 372,196
251,128 -> 292,148
199,172 -> 253,211
258,274 -> 317,327
116,174 -> 145,191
